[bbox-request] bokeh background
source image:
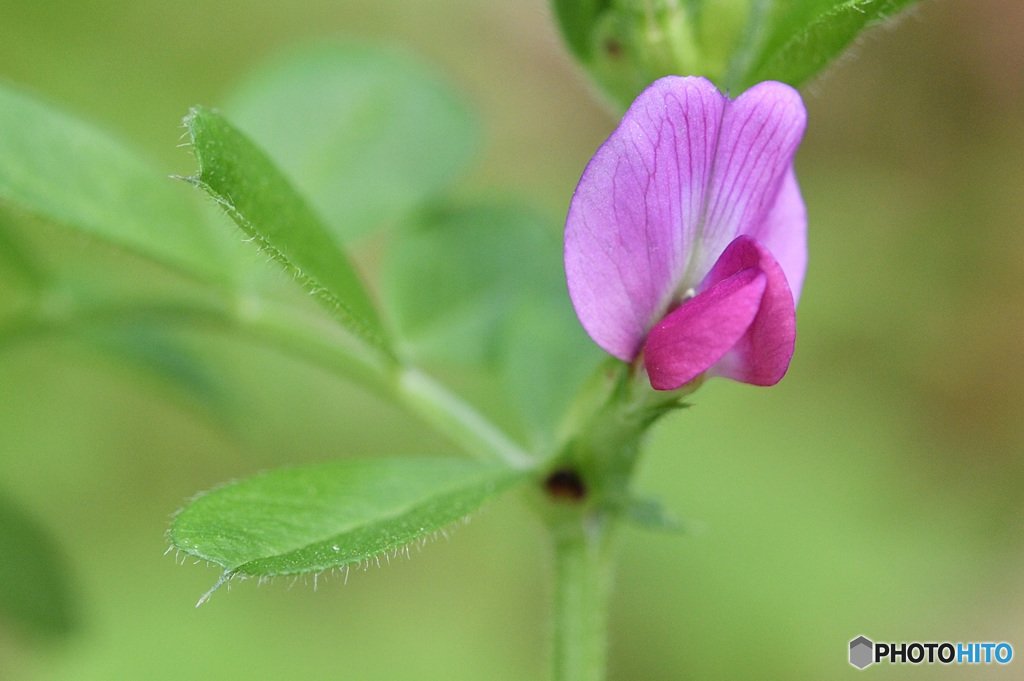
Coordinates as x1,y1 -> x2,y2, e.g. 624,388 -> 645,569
1,0 -> 1023,679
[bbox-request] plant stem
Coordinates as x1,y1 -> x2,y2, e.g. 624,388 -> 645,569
551,516 -> 615,681
540,362 -> 694,681
396,367 -> 534,470
4,292 -> 534,470
237,298 -> 534,470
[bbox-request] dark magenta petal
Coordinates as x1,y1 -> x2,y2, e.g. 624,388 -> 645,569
702,236 -> 797,386
643,268 -> 766,391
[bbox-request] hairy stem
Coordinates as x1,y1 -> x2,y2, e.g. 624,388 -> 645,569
551,515 -> 615,681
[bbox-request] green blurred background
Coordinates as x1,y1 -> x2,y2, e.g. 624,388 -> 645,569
1,0 -> 1022,679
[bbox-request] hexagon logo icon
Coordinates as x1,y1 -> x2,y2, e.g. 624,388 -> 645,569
850,636 -> 874,669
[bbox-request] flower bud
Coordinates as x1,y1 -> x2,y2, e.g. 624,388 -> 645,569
551,0 -> 753,109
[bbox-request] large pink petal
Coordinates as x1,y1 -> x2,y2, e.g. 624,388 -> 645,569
692,82 -> 807,282
703,237 -> 796,386
743,168 -> 806,302
643,267 -> 766,391
565,76 -> 726,361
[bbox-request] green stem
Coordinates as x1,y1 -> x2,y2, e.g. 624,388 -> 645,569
2,290 -> 533,470
540,361 -> 695,681
244,302 -> 534,469
396,367 -> 534,470
551,516 -> 615,681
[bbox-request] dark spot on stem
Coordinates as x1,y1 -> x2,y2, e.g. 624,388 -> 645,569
544,468 -> 588,502
604,39 -> 623,59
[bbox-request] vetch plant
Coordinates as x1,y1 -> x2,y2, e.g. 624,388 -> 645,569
170,70 -> 806,680
0,0 -> 928,678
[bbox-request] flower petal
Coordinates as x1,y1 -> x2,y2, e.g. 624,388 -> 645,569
703,236 -> 796,386
743,167 -> 807,303
692,81 -> 807,283
643,267 -> 766,391
565,76 -> 727,361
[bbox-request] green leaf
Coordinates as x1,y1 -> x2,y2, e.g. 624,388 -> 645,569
383,202 -> 603,450
170,457 -> 527,595
79,319 -> 228,412
0,201 -> 394,400
383,203 -> 562,365
0,82 -> 233,283
0,493 -> 78,637
499,299 -> 603,452
0,205 -> 230,409
224,43 -> 478,241
184,107 -> 391,356
736,0 -> 922,90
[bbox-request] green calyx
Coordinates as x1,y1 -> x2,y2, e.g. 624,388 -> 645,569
535,360 -> 698,526
552,0 -> 928,108
551,0 -> 751,109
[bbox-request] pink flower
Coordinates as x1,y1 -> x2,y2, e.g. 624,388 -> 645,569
565,76 -> 807,390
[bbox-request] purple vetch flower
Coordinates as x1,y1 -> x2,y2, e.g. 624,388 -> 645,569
565,76 -> 807,390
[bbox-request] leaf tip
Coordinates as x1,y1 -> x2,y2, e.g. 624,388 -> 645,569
181,106 -> 200,132
196,571 -> 232,607
169,173 -> 202,188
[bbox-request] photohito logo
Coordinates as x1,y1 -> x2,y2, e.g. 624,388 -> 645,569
849,636 -> 1013,669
